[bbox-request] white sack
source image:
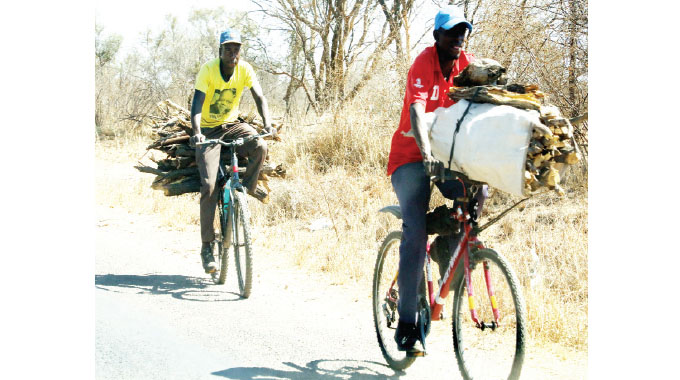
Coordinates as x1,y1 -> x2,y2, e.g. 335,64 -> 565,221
426,100 -> 542,196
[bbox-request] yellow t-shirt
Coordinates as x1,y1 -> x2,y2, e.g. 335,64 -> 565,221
194,58 -> 259,128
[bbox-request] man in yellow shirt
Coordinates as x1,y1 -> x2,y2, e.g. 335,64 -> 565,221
189,28 -> 276,273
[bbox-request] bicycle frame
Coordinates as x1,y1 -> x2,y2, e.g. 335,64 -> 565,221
200,133 -> 269,246
200,133 -> 270,224
218,144 -> 243,199
383,183 -> 502,330
426,206 -> 493,328
217,147 -> 242,246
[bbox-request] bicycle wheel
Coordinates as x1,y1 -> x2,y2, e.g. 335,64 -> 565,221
213,198 -> 229,285
372,231 -> 429,371
451,248 -> 526,380
231,190 -> 253,298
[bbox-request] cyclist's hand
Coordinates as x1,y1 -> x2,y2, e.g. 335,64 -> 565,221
190,133 -> 205,148
265,124 -> 280,141
423,154 -> 440,177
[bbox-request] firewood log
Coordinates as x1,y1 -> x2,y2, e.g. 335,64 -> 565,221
147,135 -> 190,150
448,85 -> 543,110
453,58 -> 507,86
134,165 -> 167,176
162,177 -> 201,197
151,167 -> 200,189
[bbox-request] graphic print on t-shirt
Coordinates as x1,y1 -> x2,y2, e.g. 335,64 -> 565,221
209,88 -> 237,118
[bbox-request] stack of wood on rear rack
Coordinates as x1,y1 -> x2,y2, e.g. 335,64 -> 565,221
135,99 -> 286,202
448,58 -> 583,196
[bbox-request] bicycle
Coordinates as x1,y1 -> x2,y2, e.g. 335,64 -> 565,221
197,132 -> 270,298
372,168 -> 526,379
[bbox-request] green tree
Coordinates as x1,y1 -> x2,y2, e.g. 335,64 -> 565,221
95,24 -> 122,68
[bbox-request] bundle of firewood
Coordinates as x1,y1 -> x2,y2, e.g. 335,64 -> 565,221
135,100 -> 286,200
448,59 -> 582,196
527,105 -> 580,196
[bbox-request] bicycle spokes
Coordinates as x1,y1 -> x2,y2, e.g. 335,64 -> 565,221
453,249 -> 525,380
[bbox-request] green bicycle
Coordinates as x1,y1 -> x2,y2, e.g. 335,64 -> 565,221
198,133 -> 269,298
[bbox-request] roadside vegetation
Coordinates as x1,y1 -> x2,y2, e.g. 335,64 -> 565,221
96,0 -> 587,349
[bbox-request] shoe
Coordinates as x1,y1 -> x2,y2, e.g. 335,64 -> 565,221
394,321 -> 426,356
200,242 -> 217,274
247,186 -> 269,204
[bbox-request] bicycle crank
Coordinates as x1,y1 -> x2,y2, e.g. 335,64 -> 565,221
382,302 -> 396,328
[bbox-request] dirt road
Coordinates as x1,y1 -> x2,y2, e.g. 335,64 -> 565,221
95,200 -> 586,379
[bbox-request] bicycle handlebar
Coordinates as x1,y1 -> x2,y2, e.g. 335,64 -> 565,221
196,132 -> 272,148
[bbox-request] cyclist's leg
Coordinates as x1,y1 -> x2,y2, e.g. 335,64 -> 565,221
391,162 -> 431,325
196,127 -> 227,272
223,122 -> 267,195
197,127 -> 226,244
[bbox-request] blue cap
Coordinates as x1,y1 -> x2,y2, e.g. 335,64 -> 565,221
219,28 -> 242,45
434,6 -> 472,32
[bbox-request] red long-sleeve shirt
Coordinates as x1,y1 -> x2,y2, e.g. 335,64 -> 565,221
387,45 -> 474,175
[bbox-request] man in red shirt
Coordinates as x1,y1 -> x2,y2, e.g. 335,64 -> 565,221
387,5 -> 488,355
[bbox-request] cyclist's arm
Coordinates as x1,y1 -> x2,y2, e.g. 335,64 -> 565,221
190,90 -> 206,146
409,102 -> 437,175
250,82 -> 275,136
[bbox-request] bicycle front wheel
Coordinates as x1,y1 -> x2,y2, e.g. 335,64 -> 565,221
451,248 -> 526,380
231,190 -> 253,298
214,198 -> 229,285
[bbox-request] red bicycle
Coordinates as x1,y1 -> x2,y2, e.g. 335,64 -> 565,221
372,169 -> 526,379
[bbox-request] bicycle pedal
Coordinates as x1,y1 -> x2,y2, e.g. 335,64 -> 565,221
406,350 -> 427,358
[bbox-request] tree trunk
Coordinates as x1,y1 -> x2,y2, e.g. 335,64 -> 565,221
567,0 -> 578,118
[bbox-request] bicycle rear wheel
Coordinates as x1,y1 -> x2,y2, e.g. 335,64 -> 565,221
451,248 -> 526,380
372,231 -> 428,370
231,190 -> 253,298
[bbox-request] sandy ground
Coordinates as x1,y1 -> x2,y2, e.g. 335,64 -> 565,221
95,204 -> 587,380
95,154 -> 587,379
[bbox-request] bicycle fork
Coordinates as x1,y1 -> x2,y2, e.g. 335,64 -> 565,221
465,234 -> 501,330
230,150 -> 243,191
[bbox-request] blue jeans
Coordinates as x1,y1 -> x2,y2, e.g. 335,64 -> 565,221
391,162 -> 488,323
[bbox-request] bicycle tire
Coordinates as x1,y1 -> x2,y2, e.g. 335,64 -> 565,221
232,190 -> 253,298
451,248 -> 526,380
372,230 -> 428,371
214,198 -> 229,285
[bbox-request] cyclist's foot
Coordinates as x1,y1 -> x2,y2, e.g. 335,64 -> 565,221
200,242 -> 217,274
247,186 -> 269,204
394,321 -> 426,356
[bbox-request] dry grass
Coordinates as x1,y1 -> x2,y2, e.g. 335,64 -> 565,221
95,136 -> 201,231
481,184 -> 588,347
96,94 -> 588,351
